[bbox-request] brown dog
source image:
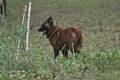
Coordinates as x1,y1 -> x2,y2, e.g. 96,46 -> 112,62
38,17 -> 83,59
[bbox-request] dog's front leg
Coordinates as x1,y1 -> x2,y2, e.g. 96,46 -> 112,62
53,47 -> 59,59
62,48 -> 68,58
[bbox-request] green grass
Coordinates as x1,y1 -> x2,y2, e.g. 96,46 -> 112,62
0,0 -> 120,80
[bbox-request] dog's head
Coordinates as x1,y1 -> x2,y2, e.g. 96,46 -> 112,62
38,16 -> 54,37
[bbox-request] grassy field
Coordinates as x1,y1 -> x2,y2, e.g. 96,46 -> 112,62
0,0 -> 120,80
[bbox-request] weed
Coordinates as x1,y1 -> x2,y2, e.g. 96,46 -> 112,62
0,0 -> 120,80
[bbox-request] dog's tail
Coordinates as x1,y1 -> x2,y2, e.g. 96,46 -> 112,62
78,29 -> 83,49
80,33 -> 83,49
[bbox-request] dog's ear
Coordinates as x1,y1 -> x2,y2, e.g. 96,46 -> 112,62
46,16 -> 53,26
49,16 -> 52,20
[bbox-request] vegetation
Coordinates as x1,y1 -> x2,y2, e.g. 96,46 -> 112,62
0,0 -> 120,80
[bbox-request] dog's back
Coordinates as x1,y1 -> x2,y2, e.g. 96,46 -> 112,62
57,26 -> 83,53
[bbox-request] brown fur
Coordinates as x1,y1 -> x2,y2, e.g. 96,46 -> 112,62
38,17 -> 83,59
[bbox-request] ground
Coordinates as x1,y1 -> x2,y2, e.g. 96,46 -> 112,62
0,0 -> 120,80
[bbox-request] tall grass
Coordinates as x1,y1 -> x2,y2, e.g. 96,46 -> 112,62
0,0 -> 120,80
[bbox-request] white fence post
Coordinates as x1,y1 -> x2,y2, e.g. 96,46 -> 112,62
16,5 -> 27,60
26,2 -> 32,53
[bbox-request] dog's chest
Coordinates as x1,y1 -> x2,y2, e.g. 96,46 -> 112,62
49,36 -> 57,47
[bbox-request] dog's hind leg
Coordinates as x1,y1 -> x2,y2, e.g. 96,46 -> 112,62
69,43 -> 80,58
69,42 -> 74,54
74,45 -> 80,53
74,44 -> 81,58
